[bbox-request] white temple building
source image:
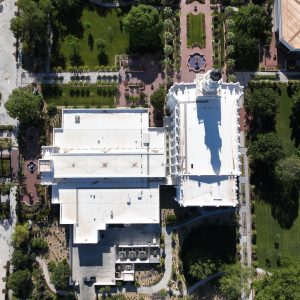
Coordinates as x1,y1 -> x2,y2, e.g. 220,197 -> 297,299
38,70 -> 243,285
165,70 -> 243,207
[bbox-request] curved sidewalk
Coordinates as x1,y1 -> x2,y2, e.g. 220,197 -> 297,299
137,227 -> 173,294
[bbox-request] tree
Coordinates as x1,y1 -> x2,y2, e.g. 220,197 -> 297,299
31,238 -> 48,254
11,249 -> 30,270
254,259 -> 300,299
96,38 -> 106,52
188,257 -> 217,280
164,45 -> 173,56
7,269 -> 32,298
163,31 -> 173,43
150,85 -> 166,111
5,89 -> 43,123
275,156 -> 300,188
290,91 -> 300,147
248,133 -> 284,167
66,34 -> 80,56
47,103 -> 58,116
233,4 -> 269,41
124,5 -> 163,52
244,87 -> 278,129
219,263 -> 254,300
226,58 -> 235,71
50,259 -> 71,290
12,223 -> 30,248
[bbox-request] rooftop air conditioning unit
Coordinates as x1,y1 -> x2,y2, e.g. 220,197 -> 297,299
119,252 -> 126,261
139,251 -> 147,260
125,264 -> 132,271
129,251 -> 136,260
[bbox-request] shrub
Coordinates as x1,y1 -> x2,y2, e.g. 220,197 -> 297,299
165,214 -> 177,225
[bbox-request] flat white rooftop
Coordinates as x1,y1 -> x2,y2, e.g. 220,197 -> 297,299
166,71 -> 243,206
177,88 -> 239,176
51,152 -> 165,178
39,108 -> 164,244
57,186 -> 159,244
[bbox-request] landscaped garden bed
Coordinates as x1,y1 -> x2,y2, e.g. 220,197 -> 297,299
52,6 -> 129,70
212,13 -> 224,69
41,83 -> 118,108
187,13 -> 206,48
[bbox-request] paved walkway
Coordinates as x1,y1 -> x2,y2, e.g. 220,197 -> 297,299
178,0 -> 213,82
137,227 -> 172,294
36,256 -> 71,297
19,71 -> 119,86
137,209 -> 234,295
36,257 -> 57,293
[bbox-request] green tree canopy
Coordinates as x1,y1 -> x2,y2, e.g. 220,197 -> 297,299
10,0 -> 51,55
12,223 -> 30,248
219,263 -> 254,300
50,259 -> 71,290
31,237 -> 48,254
248,133 -> 284,167
254,259 -> 300,300
233,4 -> 269,40
275,155 -> 300,188
11,249 -> 30,270
7,269 -> 32,298
245,87 -> 278,125
150,85 -> 166,111
5,89 -> 43,123
124,5 -> 163,52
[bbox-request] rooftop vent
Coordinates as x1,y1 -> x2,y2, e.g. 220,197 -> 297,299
75,115 -> 80,124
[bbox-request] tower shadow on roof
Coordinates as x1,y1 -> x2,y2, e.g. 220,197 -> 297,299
196,96 -> 222,174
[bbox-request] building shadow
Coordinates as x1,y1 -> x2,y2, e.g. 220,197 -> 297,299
77,244 -> 111,267
196,97 -> 222,174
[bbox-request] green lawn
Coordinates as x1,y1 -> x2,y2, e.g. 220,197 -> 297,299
255,84 -> 300,270
54,7 -> 129,69
256,199 -> 300,270
276,84 -> 295,156
42,84 -> 116,108
187,13 -> 206,48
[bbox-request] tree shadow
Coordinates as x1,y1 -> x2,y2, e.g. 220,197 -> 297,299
97,51 -> 108,66
70,52 -> 84,67
252,166 -> 299,229
289,108 -> 300,148
88,33 -> 94,51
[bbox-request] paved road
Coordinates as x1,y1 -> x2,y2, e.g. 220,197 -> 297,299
0,186 -> 17,299
0,0 -> 18,126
